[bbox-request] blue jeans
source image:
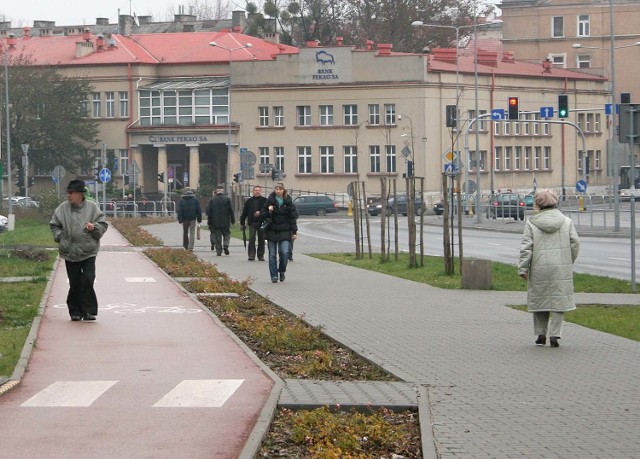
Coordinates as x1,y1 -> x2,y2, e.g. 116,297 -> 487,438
267,239 -> 291,279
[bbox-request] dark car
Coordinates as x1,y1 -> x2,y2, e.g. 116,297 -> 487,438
487,193 -> 525,220
523,192 -> 535,209
433,201 -> 444,215
368,195 -> 425,217
292,195 -> 338,216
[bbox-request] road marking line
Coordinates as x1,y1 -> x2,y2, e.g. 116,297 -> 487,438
21,381 -> 118,407
153,379 -> 244,408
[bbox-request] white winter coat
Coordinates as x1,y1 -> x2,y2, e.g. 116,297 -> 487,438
518,208 -> 580,312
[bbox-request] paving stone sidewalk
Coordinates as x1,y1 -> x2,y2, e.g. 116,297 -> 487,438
145,221 -> 640,459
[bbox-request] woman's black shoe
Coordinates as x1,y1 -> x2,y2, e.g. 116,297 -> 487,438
535,335 -> 546,345
71,315 -> 82,321
279,273 -> 285,282
549,337 -> 560,348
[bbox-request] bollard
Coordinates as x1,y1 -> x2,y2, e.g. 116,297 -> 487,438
462,259 -> 492,289
348,201 -> 353,217
579,196 -> 585,212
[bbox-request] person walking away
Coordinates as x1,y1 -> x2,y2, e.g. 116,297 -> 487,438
177,188 -> 202,251
206,186 -> 235,255
261,183 -> 298,283
50,179 -> 109,321
240,185 -> 268,261
518,189 -> 580,348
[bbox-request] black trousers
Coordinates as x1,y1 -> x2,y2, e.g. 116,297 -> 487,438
247,224 -> 265,259
65,257 -> 98,317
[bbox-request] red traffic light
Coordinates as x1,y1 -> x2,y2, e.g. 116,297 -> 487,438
508,97 -> 518,106
507,97 -> 519,120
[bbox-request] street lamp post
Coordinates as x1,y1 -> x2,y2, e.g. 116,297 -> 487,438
572,40 -> 640,231
1,39 -> 14,225
209,41 -> 252,191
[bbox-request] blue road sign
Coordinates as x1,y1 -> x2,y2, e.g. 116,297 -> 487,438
540,106 -> 554,118
491,109 -> 505,120
113,158 -> 118,171
444,163 -> 459,175
99,168 -> 112,183
605,104 -> 620,115
576,179 -> 587,193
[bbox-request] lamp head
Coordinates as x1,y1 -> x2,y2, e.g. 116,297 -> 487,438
572,43 -> 582,48
209,41 -> 218,47
411,21 -> 424,27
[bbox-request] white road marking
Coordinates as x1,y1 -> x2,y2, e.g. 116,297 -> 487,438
125,277 -> 157,282
153,379 -> 244,408
21,381 -> 118,407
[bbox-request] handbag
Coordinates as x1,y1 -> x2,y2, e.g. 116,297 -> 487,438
260,218 -> 271,231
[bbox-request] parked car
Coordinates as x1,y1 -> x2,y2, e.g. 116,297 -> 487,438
292,195 -> 338,216
433,201 -> 444,215
368,195 -> 426,217
0,214 -> 8,232
487,193 -> 526,220
99,200 -> 122,216
523,191 -> 535,209
3,196 -> 39,209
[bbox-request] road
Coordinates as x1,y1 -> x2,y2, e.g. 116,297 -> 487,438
295,215 -> 639,282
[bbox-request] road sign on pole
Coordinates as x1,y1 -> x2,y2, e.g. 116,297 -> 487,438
540,107 -> 554,118
99,168 -> 112,183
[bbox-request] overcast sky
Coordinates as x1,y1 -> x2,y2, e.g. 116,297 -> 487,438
1,0 -> 209,27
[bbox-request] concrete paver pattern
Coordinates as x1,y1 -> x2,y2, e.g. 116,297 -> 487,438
145,220 -> 640,458
0,228 -> 274,458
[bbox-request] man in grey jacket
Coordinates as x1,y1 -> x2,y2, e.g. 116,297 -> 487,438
206,186 -> 235,255
50,179 -> 109,321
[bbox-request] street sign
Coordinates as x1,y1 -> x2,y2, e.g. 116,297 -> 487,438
605,104 -> 620,115
167,166 -> 174,179
99,168 -> 112,183
240,150 -> 257,165
243,167 -> 255,180
576,179 -> 587,193
401,146 -> 411,158
444,163 -> 459,175
491,109 -> 505,120
51,165 -> 66,183
259,163 -> 272,173
183,172 -> 188,184
463,180 -> 477,194
442,151 -> 458,162
540,106 -> 554,118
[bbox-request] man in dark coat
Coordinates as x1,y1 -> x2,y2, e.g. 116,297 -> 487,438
177,188 -> 202,251
206,186 -> 235,255
240,185 -> 268,261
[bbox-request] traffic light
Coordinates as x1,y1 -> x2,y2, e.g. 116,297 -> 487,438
15,169 -> 24,187
271,168 -> 277,181
445,105 -> 457,128
407,160 -> 414,177
93,164 -> 101,180
507,97 -> 519,120
158,172 -> 164,183
28,177 -> 35,187
558,94 -> 569,118
233,172 -> 242,183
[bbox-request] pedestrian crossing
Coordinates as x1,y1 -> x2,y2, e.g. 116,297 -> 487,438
20,379 -> 244,408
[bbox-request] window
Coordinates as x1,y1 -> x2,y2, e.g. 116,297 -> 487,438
543,121 -> 550,135
534,146 -> 542,170
385,145 -> 396,173
533,114 -> 540,135
105,92 -> 115,118
470,150 -> 485,171
344,146 -> 357,173
577,15 -> 590,37
163,91 -> 177,125
504,121 -> 511,136
320,146 -> 334,173
274,146 -> 285,171
369,104 -> 380,125
274,106 -> 284,126
494,121 -> 501,135
548,54 -> 567,68
479,110 -> 487,131
594,113 -> 601,132
259,107 -> 269,127
515,146 -> 522,170
505,147 -> 513,170
369,145 -> 381,173
259,147 -> 270,167
139,88 -> 230,126
514,120 -> 521,136
544,147 -> 551,170
297,106 -> 311,126
320,105 -> 334,126
576,54 -> 591,69
119,91 -> 128,117
586,113 -> 593,132
552,16 -> 564,38
524,147 -> 532,170
343,104 -> 358,125
523,114 -> 530,135
494,147 -> 502,171
595,149 -> 601,170
118,149 -> 129,174
298,146 -> 312,173
92,93 -> 101,118
384,104 -> 396,125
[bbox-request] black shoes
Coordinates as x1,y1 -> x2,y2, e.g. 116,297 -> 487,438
535,335 -> 546,346
288,256 -> 293,261
248,257 -> 255,261
71,315 -> 82,321
271,277 -> 278,283
211,244 -> 215,251
279,273 -> 285,282
549,337 -> 560,348
83,313 -> 96,321
258,257 -> 265,261
223,247 -> 230,255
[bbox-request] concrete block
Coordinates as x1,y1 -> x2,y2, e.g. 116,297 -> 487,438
461,259 -> 492,290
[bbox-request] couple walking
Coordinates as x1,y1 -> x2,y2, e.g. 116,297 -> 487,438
241,184 -> 298,283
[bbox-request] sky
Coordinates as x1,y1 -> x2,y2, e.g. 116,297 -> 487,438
1,0 -> 203,27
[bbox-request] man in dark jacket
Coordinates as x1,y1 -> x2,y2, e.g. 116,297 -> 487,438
240,185 -> 268,261
206,186 -> 235,255
177,188 -> 202,251
50,179 -> 108,321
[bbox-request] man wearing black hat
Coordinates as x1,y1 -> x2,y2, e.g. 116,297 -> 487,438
206,186 -> 235,255
50,179 -> 108,321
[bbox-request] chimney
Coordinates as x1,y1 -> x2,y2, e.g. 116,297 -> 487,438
232,10 -> 246,29
502,51 -> 515,63
96,34 -> 105,48
174,14 -> 196,23
119,15 -> 134,36
264,32 -> 280,45
432,48 -> 457,63
75,40 -> 95,58
542,58 -> 552,72
7,33 -> 17,47
377,43 -> 393,55
96,18 -> 109,25
137,16 -> 152,24
476,49 -> 498,67
336,36 -> 343,46
306,40 -> 319,48
366,40 -> 374,51
82,28 -> 91,41
183,24 -> 195,32
23,27 -> 31,37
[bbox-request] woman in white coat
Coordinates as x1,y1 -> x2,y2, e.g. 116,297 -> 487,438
518,189 -> 580,347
